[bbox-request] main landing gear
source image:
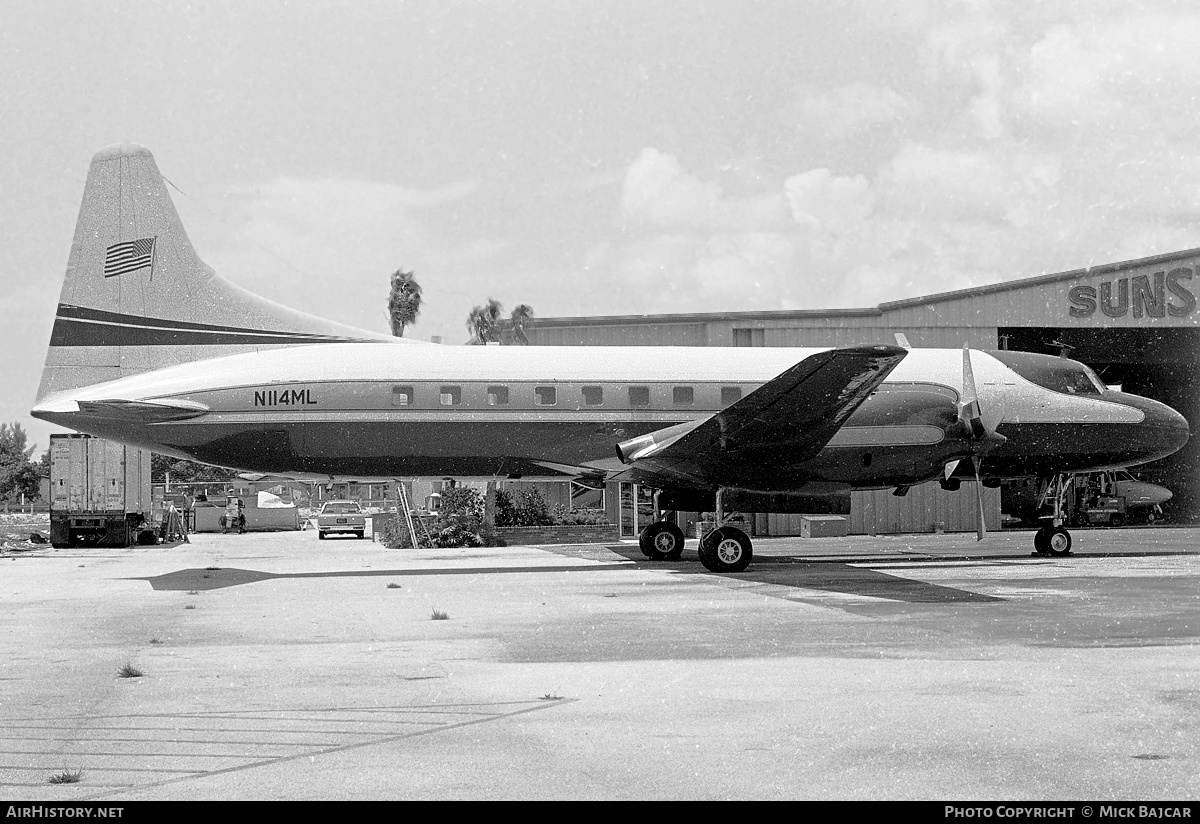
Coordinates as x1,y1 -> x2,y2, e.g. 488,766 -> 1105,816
637,493 -> 755,573
697,525 -> 752,573
639,519 -> 685,561
1033,474 -> 1074,557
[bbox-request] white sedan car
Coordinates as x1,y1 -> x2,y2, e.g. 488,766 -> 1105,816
317,500 -> 366,540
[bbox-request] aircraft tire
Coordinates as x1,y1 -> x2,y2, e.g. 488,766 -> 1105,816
1033,527 -> 1051,554
1045,527 -> 1072,557
1109,514 -> 1124,528
637,525 -> 654,557
698,526 -> 752,573
641,521 -> 685,561
318,531 -> 327,540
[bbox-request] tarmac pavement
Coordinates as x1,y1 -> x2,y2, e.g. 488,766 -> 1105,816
1,526 -> 1198,800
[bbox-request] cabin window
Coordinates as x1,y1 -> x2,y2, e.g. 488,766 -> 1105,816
721,386 -> 742,405
672,386 -> 694,406
391,386 -> 414,407
535,386 -> 557,406
628,386 -> 650,407
487,385 -> 509,406
582,386 -> 604,406
440,386 -> 461,406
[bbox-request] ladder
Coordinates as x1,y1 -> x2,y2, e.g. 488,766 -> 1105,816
396,483 -> 420,549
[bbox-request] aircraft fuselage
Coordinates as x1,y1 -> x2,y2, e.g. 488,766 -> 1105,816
32,342 -> 1190,490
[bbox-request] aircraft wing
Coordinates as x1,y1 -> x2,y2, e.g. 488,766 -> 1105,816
615,344 -> 907,481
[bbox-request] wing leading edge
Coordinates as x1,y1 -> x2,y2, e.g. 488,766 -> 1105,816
615,344 -> 908,483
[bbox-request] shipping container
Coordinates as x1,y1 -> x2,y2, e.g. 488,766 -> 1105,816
49,434 -> 157,548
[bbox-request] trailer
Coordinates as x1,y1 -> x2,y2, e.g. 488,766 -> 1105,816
49,434 -> 157,548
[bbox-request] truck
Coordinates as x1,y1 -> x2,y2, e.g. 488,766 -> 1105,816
49,434 -> 158,548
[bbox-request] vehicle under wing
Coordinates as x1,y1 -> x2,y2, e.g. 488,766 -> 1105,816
615,344 -> 908,487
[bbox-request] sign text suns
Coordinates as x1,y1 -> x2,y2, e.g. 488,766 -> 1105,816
1069,268 -> 1196,319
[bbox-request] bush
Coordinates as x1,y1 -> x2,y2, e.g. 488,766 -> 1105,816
494,488 -> 516,527
512,488 -> 552,526
377,514 -> 425,548
498,489 -> 610,527
379,485 -> 609,548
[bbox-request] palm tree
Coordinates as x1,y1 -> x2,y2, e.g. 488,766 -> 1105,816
467,298 -> 503,344
509,304 -> 534,345
387,269 -> 422,337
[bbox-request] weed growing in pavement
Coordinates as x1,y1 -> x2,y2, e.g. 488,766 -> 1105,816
431,608 -> 449,620
117,663 -> 142,678
48,769 -> 83,785
387,583 -> 402,589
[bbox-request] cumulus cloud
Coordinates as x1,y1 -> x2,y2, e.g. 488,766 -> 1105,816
620,148 -> 786,230
785,169 -> 875,232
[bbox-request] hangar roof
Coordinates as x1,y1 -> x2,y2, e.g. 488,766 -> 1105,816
519,246 -> 1200,329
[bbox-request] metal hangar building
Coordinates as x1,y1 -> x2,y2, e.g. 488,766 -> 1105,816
515,248 -> 1199,538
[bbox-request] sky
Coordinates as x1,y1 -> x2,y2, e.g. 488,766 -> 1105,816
4,0 -> 1200,455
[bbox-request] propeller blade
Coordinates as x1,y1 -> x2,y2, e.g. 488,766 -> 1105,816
972,456 -> 987,541
959,346 -> 987,439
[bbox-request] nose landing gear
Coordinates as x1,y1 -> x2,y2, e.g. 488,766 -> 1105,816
1034,474 -> 1074,557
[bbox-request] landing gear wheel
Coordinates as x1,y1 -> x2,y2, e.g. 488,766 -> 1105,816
697,526 -> 752,573
1109,514 -> 1124,528
640,521 -> 685,561
1045,526 -> 1072,557
1034,527 -> 1051,555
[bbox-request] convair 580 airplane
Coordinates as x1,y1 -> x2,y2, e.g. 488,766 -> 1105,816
32,145 -> 1191,571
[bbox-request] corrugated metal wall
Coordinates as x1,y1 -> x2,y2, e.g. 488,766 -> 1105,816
532,322 -> 709,347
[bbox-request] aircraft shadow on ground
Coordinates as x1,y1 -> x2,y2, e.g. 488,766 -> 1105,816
603,544 -> 1002,603
136,547 -> 1001,603
132,564 -> 634,591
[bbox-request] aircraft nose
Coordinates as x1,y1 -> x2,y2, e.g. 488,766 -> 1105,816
1140,397 -> 1191,455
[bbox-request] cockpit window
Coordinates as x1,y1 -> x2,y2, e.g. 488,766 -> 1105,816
989,351 -> 1106,395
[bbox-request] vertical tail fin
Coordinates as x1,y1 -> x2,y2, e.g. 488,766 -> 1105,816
37,144 -> 392,403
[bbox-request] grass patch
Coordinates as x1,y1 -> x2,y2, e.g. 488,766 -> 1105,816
205,566 -> 220,571
184,604 -> 196,610
431,608 -> 449,621
186,590 -> 199,595
540,693 -> 563,701
149,637 -> 162,645
387,583 -> 402,589
117,663 -> 142,679
48,768 -> 83,785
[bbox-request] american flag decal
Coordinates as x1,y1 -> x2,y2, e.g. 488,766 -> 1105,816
103,237 -> 156,278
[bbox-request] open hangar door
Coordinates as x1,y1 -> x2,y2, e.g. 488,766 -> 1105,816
999,327 -> 1199,523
